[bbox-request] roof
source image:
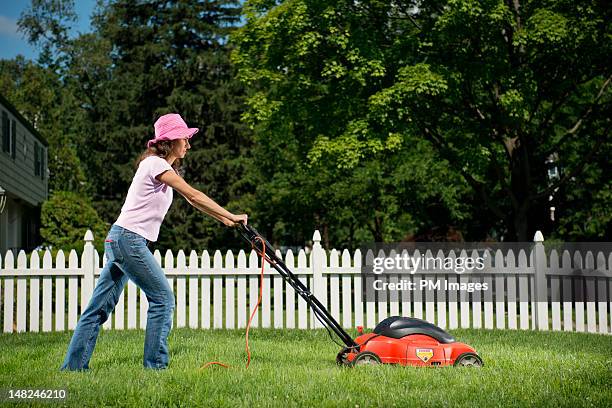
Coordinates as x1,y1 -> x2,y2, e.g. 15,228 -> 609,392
0,92 -> 49,147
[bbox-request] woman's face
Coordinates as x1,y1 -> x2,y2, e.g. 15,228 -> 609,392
173,138 -> 191,159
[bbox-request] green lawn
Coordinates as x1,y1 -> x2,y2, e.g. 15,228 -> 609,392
0,328 -> 610,407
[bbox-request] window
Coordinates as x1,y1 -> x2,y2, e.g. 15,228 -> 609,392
34,142 -> 40,176
35,144 -> 46,179
40,146 -> 45,179
11,119 -> 16,159
1,111 -> 8,153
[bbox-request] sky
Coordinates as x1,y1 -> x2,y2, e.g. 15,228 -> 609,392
0,0 -> 97,61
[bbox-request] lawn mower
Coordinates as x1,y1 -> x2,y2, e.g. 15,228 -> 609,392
237,223 -> 483,368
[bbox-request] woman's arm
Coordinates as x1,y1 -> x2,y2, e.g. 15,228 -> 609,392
156,170 -> 247,227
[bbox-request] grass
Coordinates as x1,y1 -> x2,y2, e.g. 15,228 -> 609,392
0,328 -> 610,407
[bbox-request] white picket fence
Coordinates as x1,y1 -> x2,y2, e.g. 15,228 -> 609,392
0,230 -> 610,334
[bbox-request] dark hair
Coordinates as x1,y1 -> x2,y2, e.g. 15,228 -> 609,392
135,140 -> 183,176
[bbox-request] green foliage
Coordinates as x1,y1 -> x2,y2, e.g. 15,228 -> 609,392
2,0 -> 610,253
233,0 -> 612,243
40,191 -> 108,253
554,154 -> 612,240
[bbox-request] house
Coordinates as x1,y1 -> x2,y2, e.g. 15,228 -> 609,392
0,93 -> 48,255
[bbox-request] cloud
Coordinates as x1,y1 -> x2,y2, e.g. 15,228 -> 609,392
0,15 -> 20,38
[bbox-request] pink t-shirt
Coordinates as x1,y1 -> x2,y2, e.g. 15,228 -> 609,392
114,155 -> 175,242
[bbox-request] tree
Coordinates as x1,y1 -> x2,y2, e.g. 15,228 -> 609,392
18,0 -> 78,73
233,0 -> 611,242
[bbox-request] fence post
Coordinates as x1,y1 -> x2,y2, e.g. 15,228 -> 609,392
311,230 -> 324,328
81,230 -> 95,314
533,231 -> 549,330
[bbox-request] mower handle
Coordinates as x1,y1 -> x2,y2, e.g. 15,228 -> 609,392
235,221 -> 358,349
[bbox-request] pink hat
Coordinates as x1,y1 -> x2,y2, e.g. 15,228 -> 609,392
147,113 -> 199,148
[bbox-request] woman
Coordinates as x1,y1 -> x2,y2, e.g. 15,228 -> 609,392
60,113 -> 247,371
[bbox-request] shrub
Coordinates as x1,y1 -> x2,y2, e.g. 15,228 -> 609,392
40,191 -> 109,254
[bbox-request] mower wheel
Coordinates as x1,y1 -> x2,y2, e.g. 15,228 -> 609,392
351,351 -> 382,367
336,348 -> 352,366
453,352 -> 483,367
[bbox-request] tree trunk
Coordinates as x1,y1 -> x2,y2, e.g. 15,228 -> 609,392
348,221 -> 355,251
512,207 -> 530,242
507,141 -> 532,242
371,216 -> 384,242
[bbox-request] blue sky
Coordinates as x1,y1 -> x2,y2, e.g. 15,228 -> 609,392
0,0 -> 96,60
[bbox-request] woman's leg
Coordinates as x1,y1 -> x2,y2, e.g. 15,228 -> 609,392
59,259 -> 128,371
118,231 -> 175,369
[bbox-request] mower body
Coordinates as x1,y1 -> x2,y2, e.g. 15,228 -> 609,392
339,316 -> 483,367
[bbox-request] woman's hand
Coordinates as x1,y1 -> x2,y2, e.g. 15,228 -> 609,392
232,213 -> 248,226
223,213 -> 248,228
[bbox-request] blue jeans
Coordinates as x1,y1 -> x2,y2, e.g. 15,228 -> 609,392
60,224 -> 175,370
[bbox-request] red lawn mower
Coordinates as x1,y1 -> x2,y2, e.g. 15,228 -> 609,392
238,223 -> 483,368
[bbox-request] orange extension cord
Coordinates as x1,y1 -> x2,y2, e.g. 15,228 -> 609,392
199,236 -> 266,370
